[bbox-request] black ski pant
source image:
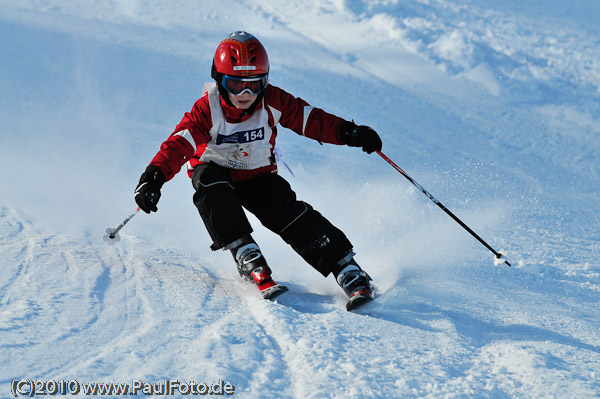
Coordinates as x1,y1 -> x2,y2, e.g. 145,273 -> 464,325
192,163 -> 352,277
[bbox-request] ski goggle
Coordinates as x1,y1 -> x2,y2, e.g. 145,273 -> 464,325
221,74 -> 268,96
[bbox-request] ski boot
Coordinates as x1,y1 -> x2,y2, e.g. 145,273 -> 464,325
229,236 -> 288,300
335,253 -> 375,311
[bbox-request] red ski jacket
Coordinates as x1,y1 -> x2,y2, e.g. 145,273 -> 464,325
149,83 -> 347,182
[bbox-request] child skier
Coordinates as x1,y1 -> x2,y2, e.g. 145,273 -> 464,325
134,31 -> 382,309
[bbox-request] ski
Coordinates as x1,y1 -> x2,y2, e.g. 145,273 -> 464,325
248,265 -> 289,300
346,286 -> 375,311
259,283 -> 289,300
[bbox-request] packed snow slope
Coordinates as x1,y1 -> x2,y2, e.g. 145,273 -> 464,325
1,1 -> 599,398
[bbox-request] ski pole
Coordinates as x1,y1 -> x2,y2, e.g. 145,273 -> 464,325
103,206 -> 141,245
376,151 -> 510,267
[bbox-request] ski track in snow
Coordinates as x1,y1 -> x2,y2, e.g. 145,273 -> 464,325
1,0 -> 600,398
1,206 -> 599,398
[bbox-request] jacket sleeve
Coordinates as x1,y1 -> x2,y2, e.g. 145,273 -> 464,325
264,85 -> 346,145
149,96 -> 212,181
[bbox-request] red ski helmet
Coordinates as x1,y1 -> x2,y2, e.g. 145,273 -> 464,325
212,31 -> 269,77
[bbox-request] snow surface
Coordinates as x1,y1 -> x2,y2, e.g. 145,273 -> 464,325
1,1 -> 599,398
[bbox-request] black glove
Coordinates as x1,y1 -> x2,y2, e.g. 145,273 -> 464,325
339,121 -> 382,154
134,164 -> 166,213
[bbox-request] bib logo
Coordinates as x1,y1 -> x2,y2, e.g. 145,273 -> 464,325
216,128 -> 265,145
226,146 -> 251,169
231,150 -> 249,161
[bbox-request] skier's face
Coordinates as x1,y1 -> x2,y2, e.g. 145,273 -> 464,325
229,92 -> 257,110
